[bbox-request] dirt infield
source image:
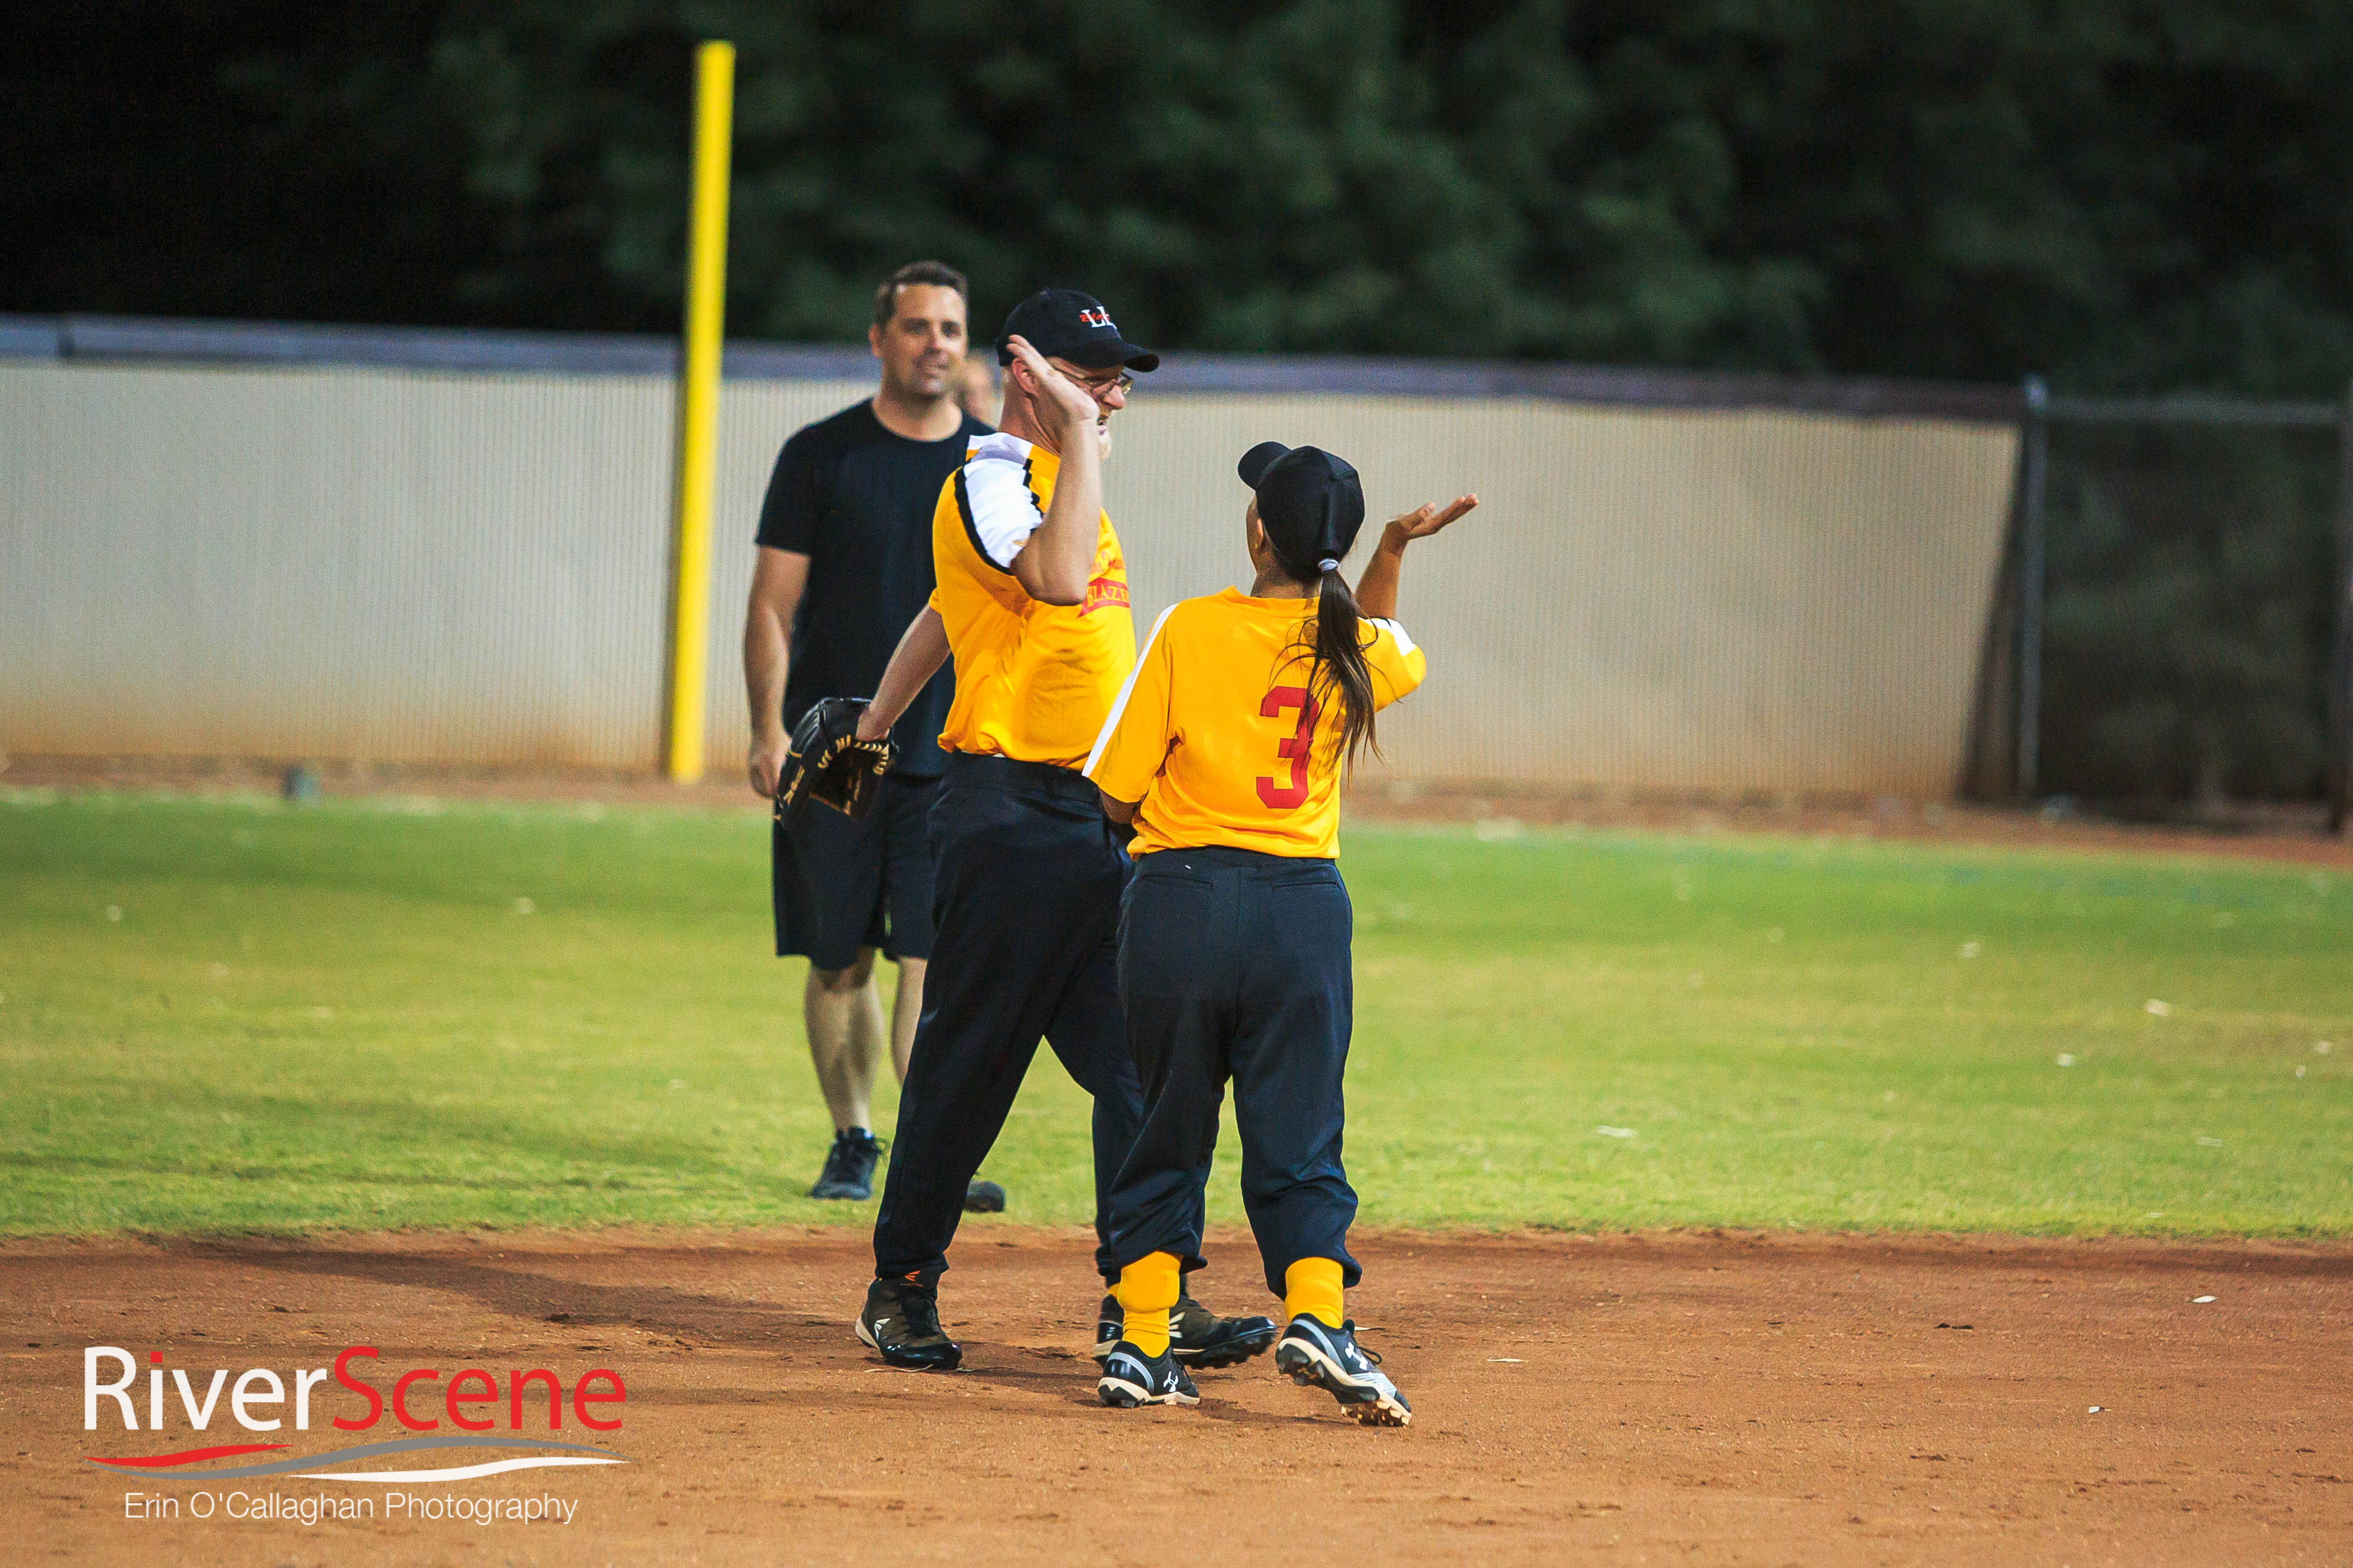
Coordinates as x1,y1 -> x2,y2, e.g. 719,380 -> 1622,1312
5,1228 -> 2348,1565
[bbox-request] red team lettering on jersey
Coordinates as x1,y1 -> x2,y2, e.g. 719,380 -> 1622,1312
1254,687 -> 1321,810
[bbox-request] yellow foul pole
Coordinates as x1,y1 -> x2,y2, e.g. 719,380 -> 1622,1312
664,39 -> 735,782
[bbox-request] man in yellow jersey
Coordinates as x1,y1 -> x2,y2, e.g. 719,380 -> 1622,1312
1085,441 -> 1472,1420
843,289 -> 1276,1373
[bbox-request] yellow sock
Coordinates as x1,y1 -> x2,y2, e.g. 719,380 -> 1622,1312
1284,1257 -> 1346,1330
1114,1252 -> 1181,1357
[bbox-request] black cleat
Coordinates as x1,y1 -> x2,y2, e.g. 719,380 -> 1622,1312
1096,1341 -> 1199,1408
856,1277 -> 961,1371
1172,1293 -> 1280,1369
1092,1293 -> 1123,1361
1091,1292 -> 1278,1369
1274,1317 -> 1410,1427
964,1179 -> 1006,1213
809,1128 -> 882,1200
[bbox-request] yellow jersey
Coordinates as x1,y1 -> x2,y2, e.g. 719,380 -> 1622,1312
929,433 -> 1136,767
1083,587 -> 1426,859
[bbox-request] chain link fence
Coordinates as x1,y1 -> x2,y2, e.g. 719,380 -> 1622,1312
1968,382 -> 2353,831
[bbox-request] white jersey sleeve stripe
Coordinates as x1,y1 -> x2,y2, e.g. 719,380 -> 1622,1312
1084,603 -> 1178,779
960,433 -> 1044,570
1368,617 -> 1417,658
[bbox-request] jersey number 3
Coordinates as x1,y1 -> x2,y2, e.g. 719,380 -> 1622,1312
1255,685 -> 1321,810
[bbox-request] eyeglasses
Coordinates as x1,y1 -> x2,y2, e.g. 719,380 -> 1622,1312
1058,366 -> 1134,400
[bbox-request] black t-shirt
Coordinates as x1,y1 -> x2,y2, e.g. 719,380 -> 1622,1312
755,400 -> 989,778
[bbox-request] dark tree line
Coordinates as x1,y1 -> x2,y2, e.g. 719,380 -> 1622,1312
10,0 -> 2353,395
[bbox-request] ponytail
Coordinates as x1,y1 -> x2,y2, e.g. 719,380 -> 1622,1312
1305,564 -> 1380,769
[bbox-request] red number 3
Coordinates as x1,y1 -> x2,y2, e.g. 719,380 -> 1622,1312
1255,685 -> 1321,810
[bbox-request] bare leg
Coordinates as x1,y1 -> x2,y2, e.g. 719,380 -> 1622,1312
887,957 -> 927,1084
805,950 -> 884,1132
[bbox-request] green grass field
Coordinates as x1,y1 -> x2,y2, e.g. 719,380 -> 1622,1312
1,787 -> 2347,1239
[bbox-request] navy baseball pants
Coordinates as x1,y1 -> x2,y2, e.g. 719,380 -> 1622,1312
1106,845 -> 1363,1298
871,752 -> 1144,1286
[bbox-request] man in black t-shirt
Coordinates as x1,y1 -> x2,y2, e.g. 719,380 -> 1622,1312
745,260 -> 995,1203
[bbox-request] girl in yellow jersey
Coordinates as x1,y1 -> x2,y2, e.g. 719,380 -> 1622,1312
1085,440 -> 1474,1422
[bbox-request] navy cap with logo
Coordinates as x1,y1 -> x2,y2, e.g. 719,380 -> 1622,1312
996,289 -> 1161,372
1237,441 -> 1367,576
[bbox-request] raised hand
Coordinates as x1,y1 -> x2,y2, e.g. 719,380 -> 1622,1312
1003,334 -> 1100,436
1357,493 -> 1477,619
1382,494 -> 1479,544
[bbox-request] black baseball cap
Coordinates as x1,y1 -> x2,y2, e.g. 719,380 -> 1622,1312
996,289 -> 1160,372
1238,441 -> 1366,572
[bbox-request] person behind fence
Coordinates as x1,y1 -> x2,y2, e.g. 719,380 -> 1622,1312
1083,441 -> 1475,1421
744,259 -> 1002,1210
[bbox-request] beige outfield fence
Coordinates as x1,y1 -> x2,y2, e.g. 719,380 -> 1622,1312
0,339 -> 2017,795
0,359 -> 865,774
1113,397 -> 2016,796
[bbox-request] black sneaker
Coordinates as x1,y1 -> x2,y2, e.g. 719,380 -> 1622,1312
1096,1341 -> 1199,1408
1092,1293 -> 1123,1361
809,1128 -> 882,1200
964,1179 -> 1006,1213
1274,1317 -> 1411,1427
855,1277 -> 961,1371
1090,1292 -> 1278,1369
1172,1293 -> 1279,1369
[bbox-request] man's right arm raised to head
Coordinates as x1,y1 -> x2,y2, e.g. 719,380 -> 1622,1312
1001,334 -> 1103,606
854,605 -> 951,744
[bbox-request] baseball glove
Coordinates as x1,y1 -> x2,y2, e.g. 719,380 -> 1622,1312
775,698 -> 893,824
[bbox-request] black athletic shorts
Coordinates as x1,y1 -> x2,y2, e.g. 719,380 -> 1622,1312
772,773 -> 938,970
